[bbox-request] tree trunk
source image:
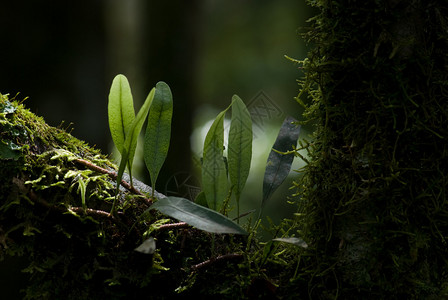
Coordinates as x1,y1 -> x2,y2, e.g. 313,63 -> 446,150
296,0 -> 448,298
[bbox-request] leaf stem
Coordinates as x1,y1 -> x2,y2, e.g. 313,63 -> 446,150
157,222 -> 189,230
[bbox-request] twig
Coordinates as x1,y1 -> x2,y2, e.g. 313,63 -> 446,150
158,222 -> 190,230
74,158 -> 152,206
191,253 -> 244,271
68,206 -> 120,219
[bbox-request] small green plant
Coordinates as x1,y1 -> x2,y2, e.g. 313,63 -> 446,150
107,74 -> 303,239
107,74 -> 247,235
197,101 -> 307,247
199,95 -> 253,220
199,103 -> 302,213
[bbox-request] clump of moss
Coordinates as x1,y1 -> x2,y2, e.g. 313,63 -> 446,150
1,94 -> 159,298
291,0 -> 448,298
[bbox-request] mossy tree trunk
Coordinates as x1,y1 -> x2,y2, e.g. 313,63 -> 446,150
296,0 -> 448,298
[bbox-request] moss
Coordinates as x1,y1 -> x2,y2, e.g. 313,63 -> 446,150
291,0 -> 448,298
1,94 -> 159,298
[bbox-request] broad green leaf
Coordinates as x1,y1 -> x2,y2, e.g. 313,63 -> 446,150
144,82 -> 173,197
202,108 -> 229,211
261,116 -> 301,214
273,237 -> 308,248
149,196 -> 248,235
111,88 -> 155,213
108,74 -> 136,183
108,74 -> 135,154
228,95 -> 252,219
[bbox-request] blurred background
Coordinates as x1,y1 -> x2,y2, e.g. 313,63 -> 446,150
0,0 -> 314,229
1,1 -> 314,297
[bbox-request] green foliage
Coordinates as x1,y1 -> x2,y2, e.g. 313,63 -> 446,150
106,74 -> 304,238
109,77 -> 155,214
201,107 -> 230,211
106,73 -> 306,238
197,96 -> 303,229
107,75 -> 247,235
144,81 -> 173,199
228,95 -> 252,220
261,116 -> 300,215
108,74 -> 135,181
116,88 -> 154,187
149,196 -> 247,235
